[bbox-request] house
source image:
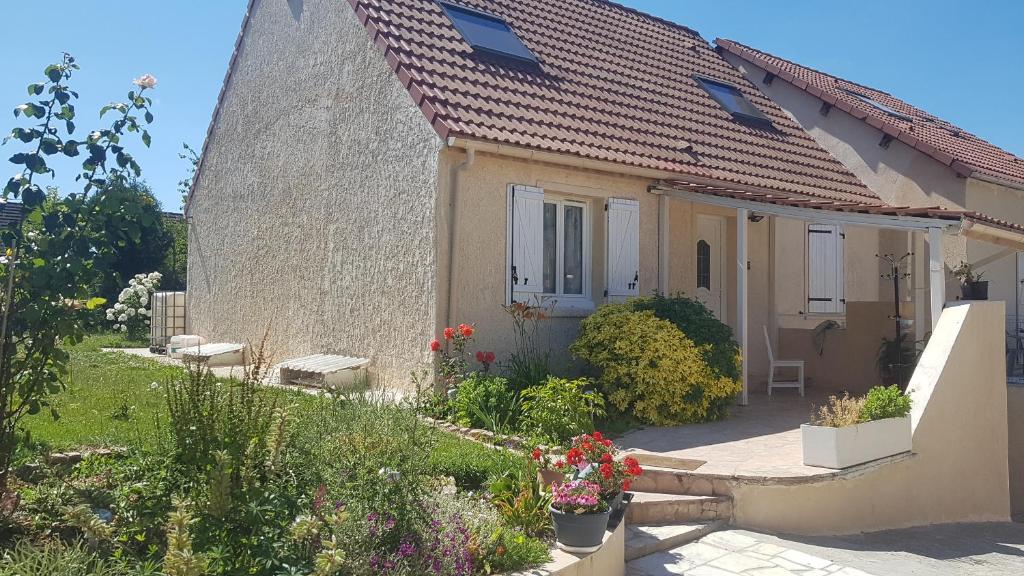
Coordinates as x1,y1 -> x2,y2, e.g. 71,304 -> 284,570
186,0 -> 1024,390
185,0 -> 1024,535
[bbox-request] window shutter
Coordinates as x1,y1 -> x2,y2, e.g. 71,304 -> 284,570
807,224 -> 845,314
509,185 -> 544,295
606,198 -> 640,298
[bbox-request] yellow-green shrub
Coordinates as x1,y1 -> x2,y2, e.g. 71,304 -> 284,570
570,306 -> 741,426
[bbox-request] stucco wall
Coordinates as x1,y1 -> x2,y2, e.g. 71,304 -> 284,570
731,301 -> 1011,534
187,0 -> 443,387
1009,385 -> 1024,517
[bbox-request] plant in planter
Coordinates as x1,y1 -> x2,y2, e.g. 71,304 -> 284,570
548,480 -> 609,553
530,446 -> 565,488
952,261 -> 988,300
556,432 -> 643,511
802,386 -> 913,469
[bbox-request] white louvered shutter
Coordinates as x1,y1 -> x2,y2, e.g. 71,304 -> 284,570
606,198 -> 640,298
807,224 -> 845,314
509,185 -> 544,295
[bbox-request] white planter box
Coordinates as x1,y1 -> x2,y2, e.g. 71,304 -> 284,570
801,416 -> 911,469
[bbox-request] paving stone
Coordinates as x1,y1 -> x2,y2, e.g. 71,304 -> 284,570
702,531 -> 760,551
832,569 -> 875,576
748,567 -> 801,576
707,552 -> 776,573
750,543 -> 787,556
685,566 -> 741,576
626,551 -> 695,575
675,541 -> 731,565
776,549 -> 834,570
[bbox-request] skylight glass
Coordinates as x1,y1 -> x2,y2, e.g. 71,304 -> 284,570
841,89 -> 913,122
696,77 -> 772,127
438,1 -> 537,63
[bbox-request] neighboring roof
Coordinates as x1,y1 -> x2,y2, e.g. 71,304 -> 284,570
162,211 -> 185,222
717,39 -> 1024,188
0,202 -> 25,228
347,0 -> 880,204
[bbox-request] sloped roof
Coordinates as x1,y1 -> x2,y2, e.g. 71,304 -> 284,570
347,0 -> 880,204
717,39 -> 1024,188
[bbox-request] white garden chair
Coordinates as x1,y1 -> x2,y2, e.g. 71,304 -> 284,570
764,325 -> 804,396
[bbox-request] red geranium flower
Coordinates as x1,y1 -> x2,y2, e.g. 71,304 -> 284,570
622,479 -> 632,491
485,351 -> 496,363
600,453 -> 613,464
599,462 -> 614,480
443,327 -> 456,340
476,351 -> 486,362
458,323 -> 474,338
430,339 -> 441,352
531,448 -> 542,461
592,431 -> 603,441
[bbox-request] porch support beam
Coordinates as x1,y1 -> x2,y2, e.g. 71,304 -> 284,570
658,194 -> 669,295
928,227 -> 946,331
737,207 -> 749,406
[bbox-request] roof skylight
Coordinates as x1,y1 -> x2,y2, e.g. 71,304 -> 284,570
438,1 -> 537,64
695,77 -> 772,128
841,89 -> 913,122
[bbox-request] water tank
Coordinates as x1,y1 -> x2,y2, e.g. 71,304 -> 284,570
150,291 -> 186,353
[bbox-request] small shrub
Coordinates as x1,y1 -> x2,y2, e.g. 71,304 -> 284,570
571,306 -> 741,426
0,540 -> 155,576
810,393 -> 864,427
631,294 -> 741,380
427,433 -> 525,489
488,457 -> 552,537
860,384 -> 912,422
450,374 -> 519,431
502,298 -> 555,391
519,377 -> 605,444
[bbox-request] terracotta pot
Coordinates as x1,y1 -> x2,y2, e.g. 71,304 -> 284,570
537,468 -> 565,489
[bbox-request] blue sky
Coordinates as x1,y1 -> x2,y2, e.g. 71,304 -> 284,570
2,1 -> 1021,211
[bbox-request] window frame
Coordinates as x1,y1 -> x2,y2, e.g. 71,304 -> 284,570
507,190 -> 592,308
437,1 -> 538,64
694,75 -> 773,128
840,89 -> 914,122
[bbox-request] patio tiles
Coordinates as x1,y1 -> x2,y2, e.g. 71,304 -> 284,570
619,390 -> 833,479
626,530 -> 876,576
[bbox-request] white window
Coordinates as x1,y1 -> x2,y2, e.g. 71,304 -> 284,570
807,223 -> 845,314
507,186 -> 591,305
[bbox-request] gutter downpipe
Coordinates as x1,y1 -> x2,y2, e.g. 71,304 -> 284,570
445,143 -> 476,329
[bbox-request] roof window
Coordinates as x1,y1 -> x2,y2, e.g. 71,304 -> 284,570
696,76 -> 772,128
841,89 -> 913,122
438,2 -> 537,63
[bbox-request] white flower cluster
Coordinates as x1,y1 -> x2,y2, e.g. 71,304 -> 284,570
106,271 -> 161,333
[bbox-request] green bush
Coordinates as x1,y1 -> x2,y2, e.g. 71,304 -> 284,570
630,294 -> 741,380
427,432 -> 525,489
0,541 -> 155,576
571,306 -> 741,426
519,377 -> 605,443
859,384 -> 912,422
450,374 -> 519,431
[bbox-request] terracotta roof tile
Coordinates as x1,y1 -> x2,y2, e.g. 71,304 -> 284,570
717,39 -> 1024,188
347,0 -> 880,203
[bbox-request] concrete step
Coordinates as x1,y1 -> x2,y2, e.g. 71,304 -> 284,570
629,465 -> 733,497
624,520 -> 726,561
625,492 -> 732,525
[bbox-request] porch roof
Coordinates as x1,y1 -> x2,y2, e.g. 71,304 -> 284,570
656,179 -> 1024,246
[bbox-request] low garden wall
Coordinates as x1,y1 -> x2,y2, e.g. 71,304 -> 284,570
731,301 -> 1011,534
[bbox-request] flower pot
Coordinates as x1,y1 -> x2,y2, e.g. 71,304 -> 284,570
603,490 -> 624,513
549,505 -> 610,553
537,469 -> 565,489
801,416 -> 912,469
961,281 -> 989,300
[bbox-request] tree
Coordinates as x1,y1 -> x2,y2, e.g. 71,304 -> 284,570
91,177 -> 172,301
0,54 -> 157,494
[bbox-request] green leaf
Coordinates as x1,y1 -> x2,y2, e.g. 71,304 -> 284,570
62,140 -> 79,157
144,111 -> 154,124
142,131 -> 151,147
8,153 -> 28,165
44,65 -> 62,83
27,83 -> 44,96
85,297 -> 107,310
66,120 -> 75,133
55,90 -> 70,105
23,186 -> 44,208
39,139 -> 59,155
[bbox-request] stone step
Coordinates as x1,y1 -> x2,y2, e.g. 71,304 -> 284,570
629,465 -> 733,497
625,492 -> 732,525
625,520 -> 726,561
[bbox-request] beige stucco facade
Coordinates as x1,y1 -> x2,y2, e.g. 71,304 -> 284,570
186,0 -> 444,386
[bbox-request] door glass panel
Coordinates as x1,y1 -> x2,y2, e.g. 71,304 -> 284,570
563,204 -> 583,295
697,240 -> 711,289
542,202 -> 557,294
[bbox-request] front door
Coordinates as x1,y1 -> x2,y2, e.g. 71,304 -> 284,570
696,214 -> 726,320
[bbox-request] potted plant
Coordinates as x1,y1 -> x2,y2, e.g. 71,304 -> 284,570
952,262 -> 988,300
531,446 -> 565,488
556,432 -> 643,513
549,480 -> 610,553
801,385 -> 912,469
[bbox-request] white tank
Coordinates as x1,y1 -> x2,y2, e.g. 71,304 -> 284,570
150,291 -> 187,352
